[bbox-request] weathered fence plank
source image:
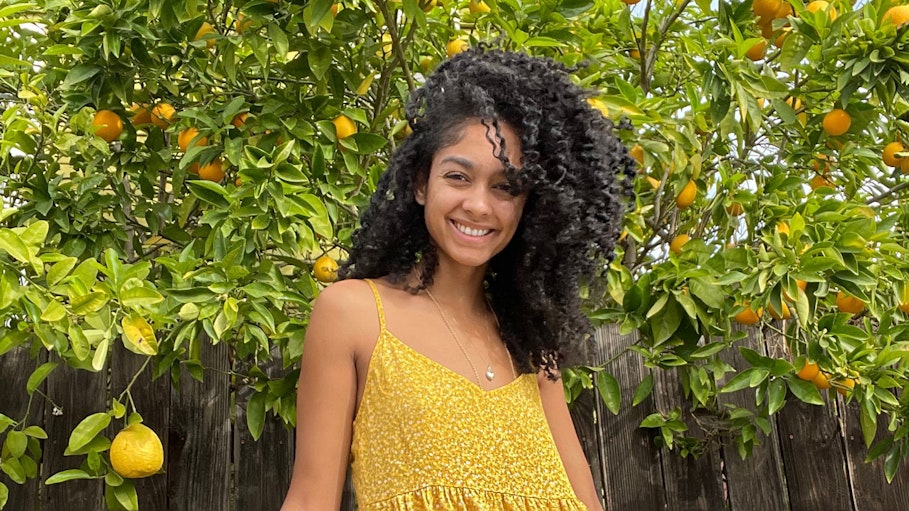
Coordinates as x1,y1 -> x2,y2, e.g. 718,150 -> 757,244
167,340 -> 230,511
234,354 -> 294,511
841,397 -> 909,511
110,343 -> 170,511
592,328 -> 665,511
718,325 -> 789,511
40,360 -> 106,510
0,347 -> 43,509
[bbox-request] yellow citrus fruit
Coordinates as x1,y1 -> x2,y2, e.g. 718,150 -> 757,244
629,144 -> 644,165
883,5 -> 909,27
785,95 -> 806,124
377,33 -> 393,57
629,49 -> 641,59
129,104 -> 152,126
109,423 -> 164,479
177,127 -> 209,152
419,0 -> 436,12
675,180 -> 697,209
446,38 -> 469,58
812,371 -> 831,390
419,56 -> 434,73
898,301 -> 909,314
469,0 -> 491,13
836,377 -> 856,396
758,17 -> 775,38
194,22 -> 216,48
646,176 -> 660,190
811,153 -> 831,173
669,234 -> 690,255
822,109 -> 850,136
768,301 -> 791,320
231,112 -> 248,129
313,255 -> 339,283
901,157 -> 909,175
806,1 -> 836,20
622,0 -> 641,4
753,0 -> 782,17
776,221 -> 790,236
91,110 -> 123,142
198,158 -> 225,182
332,115 -> 357,139
726,202 -> 744,216
746,39 -> 768,61
151,103 -> 176,128
883,141 -> 905,167
836,291 -> 865,314
774,1 -> 793,18
796,361 -> 820,381
733,304 -> 762,325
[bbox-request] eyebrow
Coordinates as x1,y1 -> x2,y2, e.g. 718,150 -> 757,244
438,155 -> 475,169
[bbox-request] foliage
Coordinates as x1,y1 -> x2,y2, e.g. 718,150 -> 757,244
1,0 -> 909,508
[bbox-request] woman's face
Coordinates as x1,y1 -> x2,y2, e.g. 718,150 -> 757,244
415,119 -> 526,270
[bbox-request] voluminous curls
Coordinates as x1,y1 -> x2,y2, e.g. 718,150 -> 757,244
341,48 -> 635,378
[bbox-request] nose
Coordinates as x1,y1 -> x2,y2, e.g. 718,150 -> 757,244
462,185 -> 493,217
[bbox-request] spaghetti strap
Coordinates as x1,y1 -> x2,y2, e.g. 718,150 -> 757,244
363,279 -> 386,332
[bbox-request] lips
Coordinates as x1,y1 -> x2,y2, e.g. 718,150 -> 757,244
451,220 -> 492,237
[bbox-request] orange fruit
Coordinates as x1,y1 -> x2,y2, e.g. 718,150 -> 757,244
836,377 -> 855,396
811,371 -> 831,390
129,104 -> 152,126
446,38 -> 468,58
785,96 -> 806,124
188,163 -> 200,175
468,0 -> 491,13
236,13 -> 252,34
621,0 -> 641,4
796,361 -> 820,381
768,301 -> 791,320
810,174 -> 833,190
746,39 -> 768,61
177,127 -> 208,152
733,304 -> 763,325
669,234 -> 690,255
332,114 -> 357,139
806,1 -> 836,20
883,141 -> 905,167
629,49 -> 641,59
231,112 -> 248,129
109,423 -> 164,479
901,157 -> 909,175
898,301 -> 909,314
774,1 -> 793,18
883,5 -> 909,27
758,17 -> 775,38
753,0 -> 782,17
313,255 -> 339,283
835,291 -> 865,314
151,103 -> 176,128
629,144 -> 644,165
783,279 -> 807,301
198,158 -> 225,182
811,153 -> 831,173
331,3 -> 339,16
675,180 -> 697,209
194,21 -> 216,48
726,202 -> 744,216
822,109 -> 850,136
91,110 -> 123,142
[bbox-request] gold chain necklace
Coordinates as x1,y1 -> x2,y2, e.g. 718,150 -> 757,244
425,288 -> 515,384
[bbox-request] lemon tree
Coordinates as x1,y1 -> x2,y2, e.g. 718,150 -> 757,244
2,0 -> 909,508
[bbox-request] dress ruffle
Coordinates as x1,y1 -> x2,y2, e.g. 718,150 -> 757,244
363,485 -> 587,511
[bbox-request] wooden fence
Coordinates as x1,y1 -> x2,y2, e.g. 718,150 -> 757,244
1,323 -> 907,510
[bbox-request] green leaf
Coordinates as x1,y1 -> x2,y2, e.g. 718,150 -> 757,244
246,391 -> 267,440
0,481 -> 8,509
70,292 -> 109,314
26,362 -> 58,395
120,287 -> 164,308
92,337 -> 109,372
0,414 -> 14,434
720,368 -> 760,394
22,425 -> 47,439
40,299 -> 67,322
860,398 -> 877,448
120,313 -> 158,355
67,412 -> 111,452
62,64 -> 102,87
5,430 -> 27,458
47,256 -> 78,286
632,373 -> 654,406
651,296 -> 682,345
0,230 -> 30,264
45,469 -> 95,485
640,413 -> 665,428
186,180 -> 230,208
113,479 -> 138,511
768,378 -> 786,414
787,378 -> 824,405
69,325 -> 91,361
596,371 -> 621,415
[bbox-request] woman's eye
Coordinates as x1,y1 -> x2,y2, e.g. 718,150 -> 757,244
444,172 -> 467,181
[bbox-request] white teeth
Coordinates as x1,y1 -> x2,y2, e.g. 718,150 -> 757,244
454,222 -> 491,237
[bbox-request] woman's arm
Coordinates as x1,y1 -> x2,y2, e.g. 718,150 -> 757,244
281,282 -> 363,510
538,372 -> 605,511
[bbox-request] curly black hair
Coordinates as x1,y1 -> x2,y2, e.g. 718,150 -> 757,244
341,48 -> 635,377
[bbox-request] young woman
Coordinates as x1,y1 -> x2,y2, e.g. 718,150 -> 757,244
281,49 -> 635,511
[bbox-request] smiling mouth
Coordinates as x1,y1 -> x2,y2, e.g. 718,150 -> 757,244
452,221 -> 492,237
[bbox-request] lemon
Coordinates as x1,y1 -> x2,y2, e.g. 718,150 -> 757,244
110,423 -> 164,479
332,115 -> 357,140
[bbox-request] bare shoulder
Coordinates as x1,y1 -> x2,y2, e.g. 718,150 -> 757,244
308,279 -> 381,353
